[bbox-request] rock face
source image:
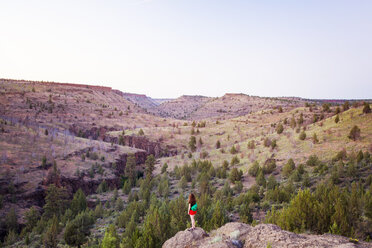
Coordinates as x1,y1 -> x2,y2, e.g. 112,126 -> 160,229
162,223 -> 371,248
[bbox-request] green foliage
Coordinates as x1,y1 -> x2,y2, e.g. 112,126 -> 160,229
343,101 -> 350,111
189,136 -> 196,152
276,123 -> 284,134
230,155 -> 240,166
230,145 -> 238,154
24,206 -> 40,233
43,215 -> 59,248
64,211 -> 95,247
216,140 -> 221,149
363,102 -> 371,114
5,208 -> 18,233
299,131 -> 306,140
71,188 -> 87,216
43,184 -> 69,219
145,155 -> 155,179
335,114 -> 340,123
256,170 -> 266,187
138,129 -> 144,136
102,225 -> 120,248
312,133 -> 319,144
248,161 -> 260,177
247,140 -> 255,149
125,154 -> 137,184
178,175 -> 188,190
262,160 -> 276,174
282,159 -> 295,178
306,155 -> 321,167
96,180 -> 109,193
161,163 -> 168,174
348,125 -> 361,141
123,179 -> 132,194
229,168 -> 243,183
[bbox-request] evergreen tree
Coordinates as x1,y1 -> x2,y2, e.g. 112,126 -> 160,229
216,140 -> 221,149
145,155 -> 155,179
248,161 -> 260,177
343,101 -> 350,111
43,184 -> 69,219
229,168 -> 243,183
208,200 -> 228,230
102,224 -> 120,248
256,170 -> 266,187
189,136 -> 196,152
290,117 -> 296,129
299,131 -> 306,140
312,133 -> 319,144
335,114 -> 340,123
125,154 -> 137,184
282,159 -> 295,178
348,125 -> 361,141
64,211 -> 95,247
276,123 -> 284,134
138,129 -> 144,136
71,188 -> 87,216
43,215 -> 59,248
363,102 -> 371,114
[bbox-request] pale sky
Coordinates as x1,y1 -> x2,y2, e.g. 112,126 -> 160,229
0,0 -> 371,99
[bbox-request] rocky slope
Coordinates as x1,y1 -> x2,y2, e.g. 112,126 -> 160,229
163,222 -> 371,248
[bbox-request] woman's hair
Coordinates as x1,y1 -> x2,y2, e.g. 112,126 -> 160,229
188,193 -> 196,206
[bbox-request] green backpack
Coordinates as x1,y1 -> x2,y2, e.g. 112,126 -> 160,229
191,203 -> 197,211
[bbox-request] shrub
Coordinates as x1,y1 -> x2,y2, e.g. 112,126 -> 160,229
335,114 -> 340,123
230,145 -> 238,154
248,161 -> 260,177
312,133 -> 319,144
262,159 -> 276,174
276,124 -> 284,134
189,136 -> 196,152
161,163 -> 168,174
299,131 -> 306,140
229,168 -> 243,183
264,138 -> 271,147
348,125 -> 361,141
247,140 -> 255,149
343,101 -> 350,111
282,159 -> 295,178
363,102 -> 371,114
231,156 -> 240,166
216,140 -> 221,149
306,155 -> 321,167
138,129 -> 144,135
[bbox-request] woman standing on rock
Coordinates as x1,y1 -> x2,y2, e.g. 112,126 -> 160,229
188,193 -> 197,231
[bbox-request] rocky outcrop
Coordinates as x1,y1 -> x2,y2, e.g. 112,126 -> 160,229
163,222 -> 371,248
105,134 -> 177,158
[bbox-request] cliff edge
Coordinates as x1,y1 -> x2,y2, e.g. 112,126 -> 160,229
163,222 -> 371,248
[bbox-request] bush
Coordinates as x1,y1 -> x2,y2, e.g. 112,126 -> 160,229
276,124 -> 284,134
282,159 -> 295,178
161,163 -> 168,174
231,156 -> 240,166
363,102 -> 371,114
312,133 -> 319,144
262,160 -> 276,174
264,137 -> 271,147
229,168 -> 243,183
138,129 -> 144,135
335,114 -> 340,123
299,131 -> 306,140
247,140 -> 255,149
230,145 -> 238,154
306,155 -> 321,167
248,161 -> 260,177
348,125 -> 361,141
216,140 -> 221,149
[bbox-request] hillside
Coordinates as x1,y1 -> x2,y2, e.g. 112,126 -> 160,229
0,79 -> 371,247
